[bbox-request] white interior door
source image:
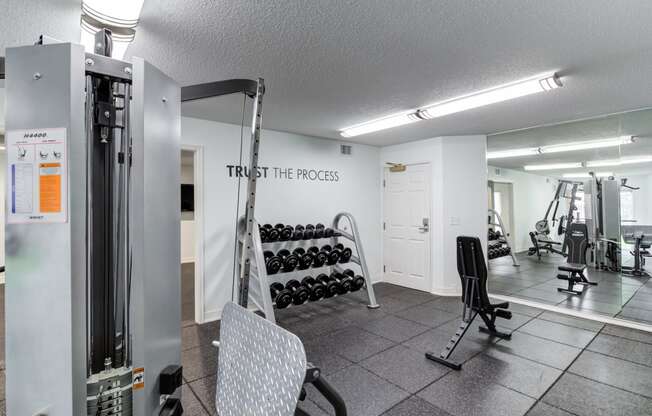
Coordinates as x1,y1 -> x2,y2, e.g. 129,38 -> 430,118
383,163 -> 431,292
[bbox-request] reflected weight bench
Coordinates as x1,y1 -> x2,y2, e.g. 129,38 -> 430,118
557,223 -> 596,295
426,236 -> 512,370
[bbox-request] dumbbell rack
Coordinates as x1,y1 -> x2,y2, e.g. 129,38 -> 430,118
235,212 -> 380,324
488,208 -> 519,267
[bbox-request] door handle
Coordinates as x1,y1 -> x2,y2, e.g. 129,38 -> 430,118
418,218 -> 429,233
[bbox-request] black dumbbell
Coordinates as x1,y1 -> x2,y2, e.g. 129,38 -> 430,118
321,245 -> 341,265
264,251 -> 282,275
286,279 -> 310,305
308,246 -> 328,267
335,243 -> 352,263
314,223 -> 325,239
259,226 -> 268,243
279,225 -> 294,241
330,272 -> 353,293
264,224 -> 280,242
342,269 -> 365,291
292,225 -> 305,241
316,273 -> 341,297
323,227 -> 335,238
293,247 -> 314,270
278,249 -> 299,272
301,276 -> 326,301
304,224 -> 315,240
270,282 -> 292,309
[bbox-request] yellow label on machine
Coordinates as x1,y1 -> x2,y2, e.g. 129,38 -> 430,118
133,367 -> 145,390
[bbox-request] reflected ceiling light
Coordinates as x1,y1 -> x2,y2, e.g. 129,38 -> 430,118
586,155 -> 652,167
339,72 -> 562,137
486,148 -> 540,159
524,162 -> 583,171
339,112 -> 420,138
487,136 -> 634,160
562,172 -> 613,178
80,0 -> 145,60
418,73 -> 561,120
540,136 -> 633,154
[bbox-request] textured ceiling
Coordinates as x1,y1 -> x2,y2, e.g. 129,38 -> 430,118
488,109 -> 652,178
126,0 -> 652,146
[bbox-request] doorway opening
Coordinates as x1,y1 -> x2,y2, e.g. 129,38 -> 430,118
180,145 -> 204,325
382,162 -> 432,292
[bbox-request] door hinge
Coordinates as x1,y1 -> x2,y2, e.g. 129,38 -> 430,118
383,265 -> 386,273
383,222 -> 386,231
383,179 -> 386,187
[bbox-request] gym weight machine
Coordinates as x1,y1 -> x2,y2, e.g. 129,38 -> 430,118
487,208 -> 519,266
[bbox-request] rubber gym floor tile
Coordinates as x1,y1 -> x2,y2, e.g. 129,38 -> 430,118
315,326 -> 396,363
306,365 -> 409,416
492,301 -> 543,318
386,288 -> 438,305
182,384 -> 209,416
467,349 -> 562,399
558,297 -> 623,316
181,344 -> 218,382
359,344 -> 450,394
357,314 -> 431,343
394,302 -> 459,327
417,370 -> 535,416
334,304 -> 388,325
538,311 -> 605,332
493,332 -> 581,370
518,318 -> 597,348
587,333 -> 652,367
296,398 -> 330,416
371,282 -> 405,297
371,294 -> 428,314
569,350 -> 652,398
601,324 -> 652,344
542,373 -> 652,416
618,305 -> 652,323
281,314 -> 354,340
514,288 -> 574,304
302,338 -> 354,375
626,297 -> 652,311
188,375 -> 217,415
182,321 -> 220,351
402,328 -> 486,366
381,396 -> 452,416
435,318 -> 512,345
426,296 -> 468,314
525,402 -> 574,416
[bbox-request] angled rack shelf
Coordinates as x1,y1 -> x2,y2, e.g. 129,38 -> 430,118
235,212 -> 380,324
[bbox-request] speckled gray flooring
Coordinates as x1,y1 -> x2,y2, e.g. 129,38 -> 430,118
177,282 -> 652,416
488,252 -> 652,326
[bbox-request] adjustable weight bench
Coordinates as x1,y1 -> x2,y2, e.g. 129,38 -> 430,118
557,222 -> 596,295
426,236 -> 512,370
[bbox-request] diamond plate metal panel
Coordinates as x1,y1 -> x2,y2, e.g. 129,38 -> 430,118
216,302 -> 307,416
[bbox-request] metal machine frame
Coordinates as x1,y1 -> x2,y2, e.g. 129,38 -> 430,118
487,208 -> 519,267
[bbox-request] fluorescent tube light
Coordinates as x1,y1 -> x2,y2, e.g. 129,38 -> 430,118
339,72 -> 562,137
562,172 -> 613,178
340,112 -> 420,138
524,162 -> 583,171
486,148 -> 540,159
540,136 -> 633,154
418,73 -> 561,120
586,155 -> 652,167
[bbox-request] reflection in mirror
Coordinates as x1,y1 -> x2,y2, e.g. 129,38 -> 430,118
486,109 -> 652,326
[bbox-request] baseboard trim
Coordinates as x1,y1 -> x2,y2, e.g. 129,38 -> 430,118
181,257 -> 195,264
431,287 -> 461,297
202,308 -> 222,323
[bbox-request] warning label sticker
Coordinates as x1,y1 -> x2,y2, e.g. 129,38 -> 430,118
133,367 -> 145,391
6,128 -> 67,224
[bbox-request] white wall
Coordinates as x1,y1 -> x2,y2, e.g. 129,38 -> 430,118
180,162 -> 195,263
626,173 -> 652,225
381,136 -> 487,296
181,117 -> 381,321
488,166 -> 557,252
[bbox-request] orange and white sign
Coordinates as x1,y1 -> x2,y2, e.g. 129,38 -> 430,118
6,128 -> 67,223
133,367 -> 145,391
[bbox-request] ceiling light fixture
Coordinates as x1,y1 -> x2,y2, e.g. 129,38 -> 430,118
524,162 -> 583,171
487,136 -> 634,160
339,72 -> 562,138
586,155 -> 652,167
80,0 -> 145,60
562,172 -> 613,179
339,112 -> 421,138
539,136 -> 633,154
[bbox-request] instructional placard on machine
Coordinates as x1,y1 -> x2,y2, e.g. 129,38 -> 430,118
6,128 -> 67,224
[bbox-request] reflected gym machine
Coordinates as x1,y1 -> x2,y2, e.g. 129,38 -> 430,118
584,175 -> 621,271
528,180 -> 580,259
4,33 -> 182,415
